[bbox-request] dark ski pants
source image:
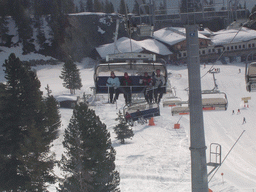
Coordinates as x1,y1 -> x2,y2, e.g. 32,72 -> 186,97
109,87 -> 119,103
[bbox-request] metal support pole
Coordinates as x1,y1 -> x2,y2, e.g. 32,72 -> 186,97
186,25 -> 208,192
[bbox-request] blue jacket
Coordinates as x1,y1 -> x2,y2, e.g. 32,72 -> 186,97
107,76 -> 120,88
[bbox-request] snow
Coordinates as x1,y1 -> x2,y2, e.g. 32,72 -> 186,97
212,27 -> 256,46
153,27 -> 209,46
97,26 -> 106,34
1,46 -> 256,192
96,37 -> 172,59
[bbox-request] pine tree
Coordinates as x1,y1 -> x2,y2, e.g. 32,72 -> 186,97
86,0 -> 94,12
12,0 -> 35,54
119,0 -> 126,14
105,0 -> 111,13
114,111 -> 134,144
58,103 -> 120,192
0,53 -> 58,191
132,0 -> 140,15
0,0 -> 9,46
79,0 -> 85,12
252,5 -> 256,14
60,59 -> 82,94
94,0 -> 102,12
43,84 -> 61,145
109,2 -> 115,13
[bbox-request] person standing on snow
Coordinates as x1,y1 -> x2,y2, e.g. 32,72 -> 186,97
243,117 -> 246,124
106,71 -> 120,103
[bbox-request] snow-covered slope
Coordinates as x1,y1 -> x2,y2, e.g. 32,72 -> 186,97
1,47 -> 256,191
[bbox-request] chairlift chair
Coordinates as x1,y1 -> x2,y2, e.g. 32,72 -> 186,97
171,90 -> 228,116
133,3 -> 155,37
93,53 -> 167,98
201,90 -> 228,111
162,96 -> 184,107
245,62 -> 256,92
123,100 -> 160,124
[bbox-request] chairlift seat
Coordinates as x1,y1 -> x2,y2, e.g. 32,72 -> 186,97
124,102 -> 160,121
171,106 -> 190,116
137,24 -> 154,36
95,76 -> 167,94
129,107 -> 160,121
163,97 -> 184,107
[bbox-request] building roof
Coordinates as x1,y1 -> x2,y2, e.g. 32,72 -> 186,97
96,37 -> 172,58
211,27 -> 256,46
153,27 -> 210,46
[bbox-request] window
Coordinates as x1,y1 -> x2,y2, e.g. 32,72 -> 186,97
239,45 -> 241,49
231,46 -> 233,50
253,44 -> 255,47
243,44 -> 245,48
183,52 -> 186,57
209,49 -> 211,53
212,49 -> 215,52
248,44 -> 251,48
227,47 -> 230,50
235,45 -> 237,49
202,50 -> 205,54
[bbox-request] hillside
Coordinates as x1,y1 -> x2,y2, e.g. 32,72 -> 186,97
1,46 -> 256,191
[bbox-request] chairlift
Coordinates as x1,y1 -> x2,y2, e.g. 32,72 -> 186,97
132,3 -> 154,37
123,100 -> 160,125
245,62 -> 256,92
93,53 -> 167,98
171,90 -> 228,116
163,96 -> 184,107
201,90 -> 228,111
162,86 -> 186,107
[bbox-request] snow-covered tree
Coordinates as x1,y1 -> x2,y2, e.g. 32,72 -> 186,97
60,59 -> 82,94
114,111 -> 134,144
58,103 -> 120,192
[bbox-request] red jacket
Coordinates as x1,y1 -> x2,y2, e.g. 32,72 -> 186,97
122,76 -> 132,86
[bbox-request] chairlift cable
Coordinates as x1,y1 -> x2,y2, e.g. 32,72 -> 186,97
184,26 -> 244,90
201,26 -> 244,79
124,0 -> 133,52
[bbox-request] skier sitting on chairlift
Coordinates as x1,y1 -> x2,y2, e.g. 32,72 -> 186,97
153,69 -> 165,104
139,72 -> 153,104
106,71 -> 120,103
120,72 -> 132,105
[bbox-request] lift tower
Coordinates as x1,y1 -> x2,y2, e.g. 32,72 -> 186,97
186,1 -> 208,191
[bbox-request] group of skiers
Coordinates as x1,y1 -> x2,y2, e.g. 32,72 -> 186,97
106,69 -> 165,104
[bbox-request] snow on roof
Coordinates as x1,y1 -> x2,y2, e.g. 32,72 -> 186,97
211,27 -> 256,46
55,95 -> 78,102
138,39 -> 173,56
198,27 -> 213,37
69,12 -> 116,16
153,27 -> 209,46
96,37 -> 172,58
